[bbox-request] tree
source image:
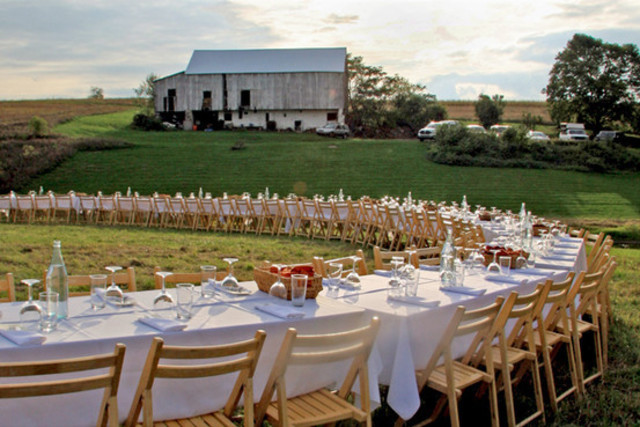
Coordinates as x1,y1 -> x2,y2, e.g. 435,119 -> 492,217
134,73 -> 158,116
544,33 -> 640,134
88,86 -> 104,100
475,94 -> 504,128
347,54 -> 444,134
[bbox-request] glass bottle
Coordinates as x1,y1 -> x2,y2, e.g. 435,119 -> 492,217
440,230 -> 457,286
46,240 -> 69,319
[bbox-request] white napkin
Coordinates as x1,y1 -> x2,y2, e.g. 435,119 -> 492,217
485,275 -> 527,285
555,243 -> 580,249
387,294 -> 440,308
440,286 -> 486,296
213,282 -> 251,296
550,250 -> 575,257
419,264 -> 440,272
138,317 -> 187,332
374,270 -> 393,277
540,255 -> 574,262
255,303 -> 305,319
534,262 -> 571,271
95,288 -> 136,307
517,268 -> 551,276
0,329 -> 46,346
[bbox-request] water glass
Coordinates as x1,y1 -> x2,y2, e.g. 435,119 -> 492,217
327,263 -> 343,292
176,283 -> 194,320
405,268 -> 420,297
200,265 -> 217,298
39,291 -> 58,333
90,274 -> 107,310
291,274 -> 307,307
454,259 -> 465,286
499,256 -> 512,276
527,252 -> 536,269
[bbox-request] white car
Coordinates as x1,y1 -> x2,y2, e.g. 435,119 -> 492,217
316,123 -> 350,138
559,129 -> 589,141
466,124 -> 486,133
489,124 -> 511,137
417,120 -> 459,141
527,130 -> 550,141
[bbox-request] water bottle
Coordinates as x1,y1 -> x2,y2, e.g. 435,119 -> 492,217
461,194 -> 468,211
519,202 -> 526,222
46,240 -> 69,319
523,211 -> 534,250
440,231 -> 457,286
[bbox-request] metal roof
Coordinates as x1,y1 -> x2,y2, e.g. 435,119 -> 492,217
185,47 -> 346,75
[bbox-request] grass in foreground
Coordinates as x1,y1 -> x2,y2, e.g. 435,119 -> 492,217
0,224 -> 638,425
16,111 -> 640,223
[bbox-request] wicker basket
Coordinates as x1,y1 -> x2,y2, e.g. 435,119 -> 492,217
532,224 -> 549,237
253,263 -> 323,300
482,249 -> 529,269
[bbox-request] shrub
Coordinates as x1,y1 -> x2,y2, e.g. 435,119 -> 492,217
28,116 -> 49,138
131,114 -> 165,131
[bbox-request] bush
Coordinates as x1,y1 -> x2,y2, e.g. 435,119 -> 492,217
28,116 -> 49,138
131,114 -> 165,131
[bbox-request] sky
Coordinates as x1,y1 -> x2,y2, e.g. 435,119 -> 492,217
1,0 -> 639,101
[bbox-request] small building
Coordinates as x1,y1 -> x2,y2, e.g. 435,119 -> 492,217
154,47 -> 347,131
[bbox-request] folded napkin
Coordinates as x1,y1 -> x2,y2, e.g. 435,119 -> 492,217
255,303 -> 305,319
440,286 -> 486,296
516,268 -> 551,276
555,243 -> 580,249
485,275 -> 527,285
340,280 -> 361,290
550,250 -> 575,257
419,264 -> 440,272
559,236 -> 582,243
374,269 -> 393,277
213,282 -> 251,296
95,288 -> 136,307
138,317 -> 187,332
387,294 -> 440,308
0,329 -> 46,346
534,262 -> 571,271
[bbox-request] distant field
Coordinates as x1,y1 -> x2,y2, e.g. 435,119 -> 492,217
0,98 -> 137,136
442,100 -> 552,123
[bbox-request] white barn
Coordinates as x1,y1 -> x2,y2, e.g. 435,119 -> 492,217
154,47 -> 347,131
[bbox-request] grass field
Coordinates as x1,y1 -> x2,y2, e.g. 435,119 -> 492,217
18,110 -> 639,225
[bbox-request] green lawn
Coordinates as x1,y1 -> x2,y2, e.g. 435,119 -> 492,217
21,110 -> 640,222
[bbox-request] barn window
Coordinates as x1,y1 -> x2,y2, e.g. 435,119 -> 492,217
240,90 -> 251,107
224,112 -> 232,121
202,91 -> 212,110
167,89 -> 176,112
327,112 -> 338,121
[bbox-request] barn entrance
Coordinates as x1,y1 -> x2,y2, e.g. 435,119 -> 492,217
192,110 -> 223,131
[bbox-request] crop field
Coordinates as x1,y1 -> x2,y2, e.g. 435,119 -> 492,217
441,100 -> 552,123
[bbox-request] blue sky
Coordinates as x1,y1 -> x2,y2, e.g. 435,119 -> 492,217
1,0 -> 639,100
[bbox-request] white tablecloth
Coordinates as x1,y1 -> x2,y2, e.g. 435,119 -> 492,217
0,287 -> 379,426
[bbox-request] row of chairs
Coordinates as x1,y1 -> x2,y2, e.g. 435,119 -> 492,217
0,317 -> 381,426
1,192 -> 482,251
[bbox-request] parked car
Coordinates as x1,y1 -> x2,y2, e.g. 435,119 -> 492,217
417,120 -> 459,141
595,130 -> 617,142
466,124 -> 486,133
526,130 -> 550,141
559,128 -> 589,141
316,123 -> 350,138
489,124 -> 511,137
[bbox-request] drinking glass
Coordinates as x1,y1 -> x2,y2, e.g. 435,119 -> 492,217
526,251 -> 536,269
175,283 -> 194,320
221,258 -> 239,289
454,259 -> 465,286
486,249 -> 502,274
90,274 -> 107,310
104,266 -> 124,303
19,279 -> 42,327
389,257 -> 404,296
268,264 -> 287,299
499,256 -> 512,276
345,256 -> 362,287
39,291 -> 58,333
405,267 -> 420,297
515,251 -> 528,269
291,274 -> 307,307
327,263 -> 343,292
200,265 -> 217,298
154,271 -> 175,306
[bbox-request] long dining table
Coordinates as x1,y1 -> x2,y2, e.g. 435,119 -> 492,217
0,236 -> 586,426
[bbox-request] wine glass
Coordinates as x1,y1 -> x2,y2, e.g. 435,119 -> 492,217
221,258 -> 239,289
327,263 -> 343,293
19,279 -> 42,327
473,244 -> 487,273
104,266 -> 124,303
154,271 -> 175,306
268,264 -> 287,299
345,256 -> 362,287
486,249 -> 502,274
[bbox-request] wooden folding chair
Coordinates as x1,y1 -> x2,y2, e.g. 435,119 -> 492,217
96,194 -> 116,225
0,193 -> 12,223
12,195 -> 34,223
584,232 -> 605,269
78,195 -> 98,223
594,258 -> 617,368
198,197 -> 221,231
164,197 -> 186,229
182,197 -> 202,230
313,200 -> 333,240
256,317 -> 380,427
132,196 -> 154,227
234,197 -> 259,234
396,298 -> 504,427
411,246 -> 442,267
125,332 -> 265,427
377,204 -> 406,251
486,287 -> 547,426
52,193 -> 75,223
280,198 -> 302,236
330,200 -> 351,241
0,272 -> 16,302
373,246 -> 411,271
33,194 -> 54,223
250,198 -> 266,235
115,196 -> 136,225
0,343 -> 126,427
44,267 -> 137,296
532,273 -> 580,413
152,266 -> 226,289
313,249 -> 367,278
217,197 -> 240,233
261,199 -> 284,235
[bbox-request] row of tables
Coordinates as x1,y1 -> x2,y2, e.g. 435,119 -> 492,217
0,235 -> 586,426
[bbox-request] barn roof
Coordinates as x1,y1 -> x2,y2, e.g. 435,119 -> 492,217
185,47 -> 346,75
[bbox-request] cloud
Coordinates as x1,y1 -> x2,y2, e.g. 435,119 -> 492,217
427,72 -> 549,100
325,13 -> 359,25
